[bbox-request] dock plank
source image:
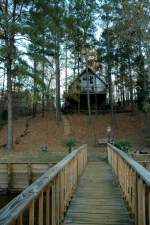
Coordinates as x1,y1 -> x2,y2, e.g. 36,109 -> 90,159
63,162 -> 134,225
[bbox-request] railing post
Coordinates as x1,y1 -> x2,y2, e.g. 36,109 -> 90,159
59,170 -> 65,223
51,182 -> 56,225
38,192 -> 44,225
107,143 -> 150,225
148,191 -> 150,225
0,145 -> 87,225
16,214 -> 23,225
56,175 -> 60,225
46,187 -> 50,225
137,178 -> 146,225
29,200 -> 35,225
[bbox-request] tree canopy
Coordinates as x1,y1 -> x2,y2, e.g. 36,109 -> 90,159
0,0 -> 149,149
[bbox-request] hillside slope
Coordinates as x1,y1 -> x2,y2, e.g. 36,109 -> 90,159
68,112 -> 149,150
0,112 -> 149,161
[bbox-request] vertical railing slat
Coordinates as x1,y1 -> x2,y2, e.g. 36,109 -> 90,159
148,191 -> 150,225
51,182 -> 56,225
38,192 -> 43,225
46,187 -> 50,225
0,145 -> 87,225
29,200 -> 35,225
16,214 -> 23,225
107,144 -> 150,225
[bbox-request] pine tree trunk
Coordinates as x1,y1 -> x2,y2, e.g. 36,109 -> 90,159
108,64 -> 112,106
128,57 -> 134,111
55,39 -> 61,121
85,55 -> 91,119
73,57 -> 76,79
65,44 -> 68,92
6,58 -> 13,150
33,61 -> 37,118
1,67 -> 6,112
106,23 -> 114,137
137,39 -> 147,110
106,23 -> 112,107
94,93 -> 98,115
77,52 -> 80,114
122,82 -> 125,106
42,63 -> 45,117
77,52 -> 80,77
5,0 -> 16,150
78,97 -> 80,113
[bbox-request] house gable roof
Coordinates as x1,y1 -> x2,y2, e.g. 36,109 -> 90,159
78,67 -> 107,86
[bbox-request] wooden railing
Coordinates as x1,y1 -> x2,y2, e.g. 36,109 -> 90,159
0,144 -> 87,225
0,162 -> 55,191
130,153 -> 150,172
139,161 -> 150,172
107,143 -> 150,225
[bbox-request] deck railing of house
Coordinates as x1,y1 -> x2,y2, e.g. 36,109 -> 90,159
107,143 -> 150,225
0,144 -> 87,225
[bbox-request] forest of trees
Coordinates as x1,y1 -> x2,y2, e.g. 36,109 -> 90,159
0,0 -> 150,149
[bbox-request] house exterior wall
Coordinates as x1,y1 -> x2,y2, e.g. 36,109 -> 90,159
62,68 -> 107,113
79,72 -> 106,93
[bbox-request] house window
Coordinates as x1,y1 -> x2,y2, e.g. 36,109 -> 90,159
91,86 -> 94,91
90,76 -> 93,84
83,77 -> 87,81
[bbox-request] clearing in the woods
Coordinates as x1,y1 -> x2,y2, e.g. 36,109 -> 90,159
0,112 -> 149,162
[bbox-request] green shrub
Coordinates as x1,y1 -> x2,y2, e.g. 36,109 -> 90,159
143,103 -> 150,113
144,135 -> 150,147
40,144 -> 48,152
115,139 -> 132,153
63,137 -> 76,153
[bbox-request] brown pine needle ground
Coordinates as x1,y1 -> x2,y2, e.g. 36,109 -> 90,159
0,112 -> 149,162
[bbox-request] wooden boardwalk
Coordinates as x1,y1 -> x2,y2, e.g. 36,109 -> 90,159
63,161 -> 134,225
1,145 -> 150,225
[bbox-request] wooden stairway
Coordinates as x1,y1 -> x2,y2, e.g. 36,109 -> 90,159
63,161 -> 134,225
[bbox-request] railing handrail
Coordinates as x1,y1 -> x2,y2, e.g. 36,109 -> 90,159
108,143 -> 150,186
0,162 -> 55,164
0,144 -> 87,225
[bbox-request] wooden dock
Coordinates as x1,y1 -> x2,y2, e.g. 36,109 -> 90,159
1,144 -> 150,225
63,161 -> 134,225
0,162 -> 54,191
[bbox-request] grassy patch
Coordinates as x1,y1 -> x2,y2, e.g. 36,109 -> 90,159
0,150 -> 68,163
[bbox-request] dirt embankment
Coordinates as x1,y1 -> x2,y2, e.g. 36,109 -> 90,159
68,112 -> 149,150
0,113 -> 64,153
0,112 -> 149,157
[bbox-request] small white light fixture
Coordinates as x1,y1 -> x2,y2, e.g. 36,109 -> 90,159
107,126 -> 111,133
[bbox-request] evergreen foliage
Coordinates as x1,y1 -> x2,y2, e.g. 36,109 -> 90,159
115,139 -> 132,153
63,137 -> 76,153
0,0 -> 149,149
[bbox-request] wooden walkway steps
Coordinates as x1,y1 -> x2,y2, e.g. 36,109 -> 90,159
63,161 -> 134,225
62,116 -> 71,136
